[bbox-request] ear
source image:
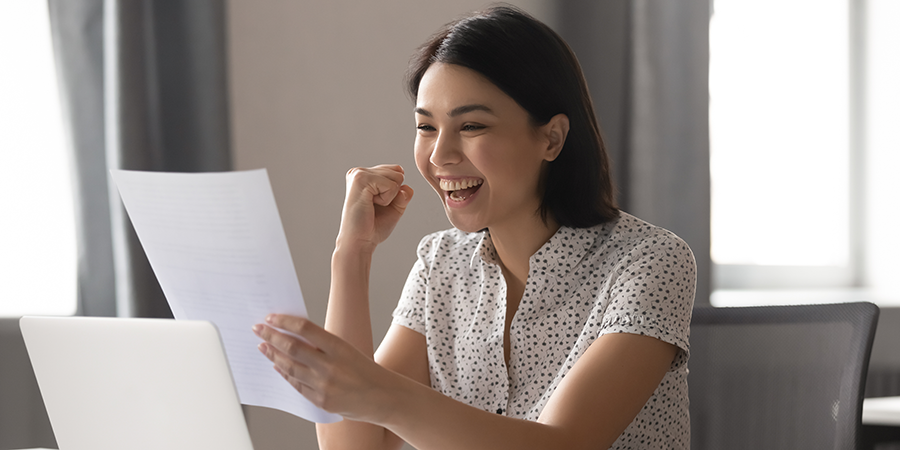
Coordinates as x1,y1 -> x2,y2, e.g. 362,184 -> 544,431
541,114 -> 569,162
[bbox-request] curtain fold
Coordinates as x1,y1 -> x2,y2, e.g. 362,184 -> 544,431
105,0 -> 231,318
557,0 -> 712,305
0,3 -> 231,446
49,0 -> 114,318
50,0 -> 232,318
0,0 -> 231,444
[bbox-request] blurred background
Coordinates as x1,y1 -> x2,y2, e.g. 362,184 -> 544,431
0,0 -> 897,449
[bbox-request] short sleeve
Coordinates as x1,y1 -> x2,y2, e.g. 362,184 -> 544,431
391,234 -> 434,335
598,233 -> 696,371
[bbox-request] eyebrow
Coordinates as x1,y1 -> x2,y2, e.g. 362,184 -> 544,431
414,104 -> 495,118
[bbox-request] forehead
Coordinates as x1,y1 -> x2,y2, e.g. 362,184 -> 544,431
415,63 -> 512,112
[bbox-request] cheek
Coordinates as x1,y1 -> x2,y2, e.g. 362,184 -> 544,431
479,142 -> 544,191
414,138 -> 443,196
413,139 -> 431,177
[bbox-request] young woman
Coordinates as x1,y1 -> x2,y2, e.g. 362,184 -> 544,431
254,6 -> 695,449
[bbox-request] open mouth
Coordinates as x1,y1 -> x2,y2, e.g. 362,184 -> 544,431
439,178 -> 484,202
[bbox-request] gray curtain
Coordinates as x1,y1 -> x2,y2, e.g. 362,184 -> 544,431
0,2 -> 230,448
557,0 -> 712,306
103,0 -> 231,317
53,0 -> 232,318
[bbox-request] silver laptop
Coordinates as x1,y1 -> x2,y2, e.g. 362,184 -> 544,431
19,316 -> 255,450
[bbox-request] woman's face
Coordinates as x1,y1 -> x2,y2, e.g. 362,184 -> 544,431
414,63 -> 557,233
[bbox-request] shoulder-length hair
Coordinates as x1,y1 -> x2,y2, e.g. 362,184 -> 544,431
406,5 -> 619,228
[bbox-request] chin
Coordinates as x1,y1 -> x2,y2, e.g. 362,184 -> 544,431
444,210 -> 485,234
452,224 -> 484,233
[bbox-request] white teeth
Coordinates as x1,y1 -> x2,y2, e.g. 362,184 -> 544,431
439,178 -> 483,191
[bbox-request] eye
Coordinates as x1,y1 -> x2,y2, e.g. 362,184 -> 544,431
416,124 -> 436,132
461,123 -> 485,132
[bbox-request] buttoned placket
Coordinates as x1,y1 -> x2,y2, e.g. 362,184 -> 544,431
507,228 -> 599,417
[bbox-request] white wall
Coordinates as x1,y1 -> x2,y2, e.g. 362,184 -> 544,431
227,1 -> 555,448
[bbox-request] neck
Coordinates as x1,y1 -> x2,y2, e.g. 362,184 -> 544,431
489,212 -> 560,285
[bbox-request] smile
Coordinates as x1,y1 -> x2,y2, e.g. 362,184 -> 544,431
439,178 -> 484,202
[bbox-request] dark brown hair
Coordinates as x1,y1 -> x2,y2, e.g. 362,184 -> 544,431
406,5 -> 618,228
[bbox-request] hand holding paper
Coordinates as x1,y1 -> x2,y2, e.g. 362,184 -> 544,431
110,169 -> 341,424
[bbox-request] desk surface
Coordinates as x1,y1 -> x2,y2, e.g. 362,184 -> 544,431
864,396 -> 900,426
12,400 -> 900,449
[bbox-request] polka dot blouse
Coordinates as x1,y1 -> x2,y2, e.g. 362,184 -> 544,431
391,212 -> 696,449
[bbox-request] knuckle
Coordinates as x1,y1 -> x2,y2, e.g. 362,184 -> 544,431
317,391 -> 334,412
282,339 -> 297,355
347,167 -> 367,182
285,363 -> 298,378
295,317 -> 311,333
310,391 -> 328,410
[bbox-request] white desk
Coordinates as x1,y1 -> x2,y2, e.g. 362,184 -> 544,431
864,396 -> 900,426
13,400 -> 900,450
862,397 -> 900,450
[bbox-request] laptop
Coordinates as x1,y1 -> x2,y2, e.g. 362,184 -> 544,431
19,316 -> 255,450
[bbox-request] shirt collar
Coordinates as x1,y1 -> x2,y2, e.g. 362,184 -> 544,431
471,230 -> 498,269
528,226 -> 599,276
469,226 -> 599,275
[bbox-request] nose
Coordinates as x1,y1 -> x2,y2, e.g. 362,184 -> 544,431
429,131 -> 463,167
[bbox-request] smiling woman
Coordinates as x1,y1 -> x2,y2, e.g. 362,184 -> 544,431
253,5 -> 696,450
0,0 -> 76,317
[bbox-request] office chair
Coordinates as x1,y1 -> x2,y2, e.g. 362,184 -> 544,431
689,302 -> 879,450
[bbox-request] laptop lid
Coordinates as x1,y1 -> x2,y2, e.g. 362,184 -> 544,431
19,316 -> 255,450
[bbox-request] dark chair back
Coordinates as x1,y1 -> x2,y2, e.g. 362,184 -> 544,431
689,302 -> 879,450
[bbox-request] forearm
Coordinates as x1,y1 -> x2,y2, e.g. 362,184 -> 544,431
324,244 -> 375,355
377,333 -> 677,450
318,244 -> 400,450
379,380 -> 574,450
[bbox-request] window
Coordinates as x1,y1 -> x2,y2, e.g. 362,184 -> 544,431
0,1 -> 77,316
864,0 -> 900,294
710,0 -> 900,305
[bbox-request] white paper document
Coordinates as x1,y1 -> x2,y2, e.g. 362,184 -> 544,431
110,169 -> 341,424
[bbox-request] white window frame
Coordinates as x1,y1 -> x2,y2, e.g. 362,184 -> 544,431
711,0 -> 900,306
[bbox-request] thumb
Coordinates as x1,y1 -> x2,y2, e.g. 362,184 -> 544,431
392,185 -> 414,212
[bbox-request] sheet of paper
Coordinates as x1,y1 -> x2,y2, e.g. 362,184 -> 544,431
110,169 -> 341,424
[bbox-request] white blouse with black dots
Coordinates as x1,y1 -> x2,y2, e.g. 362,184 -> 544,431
391,212 -> 696,449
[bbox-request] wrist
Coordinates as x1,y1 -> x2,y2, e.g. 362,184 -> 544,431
334,232 -> 378,256
330,242 -> 374,287
333,235 -> 377,258
371,370 -> 421,429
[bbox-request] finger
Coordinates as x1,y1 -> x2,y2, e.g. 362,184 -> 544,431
346,165 -> 405,186
390,185 -> 414,212
267,343 -> 317,381
346,168 -> 404,207
371,182 -> 402,207
274,365 -> 332,410
369,164 -> 405,181
372,163 -> 404,171
266,314 -> 340,353
274,364 -> 320,401
254,322 -> 323,366
257,340 -> 326,396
